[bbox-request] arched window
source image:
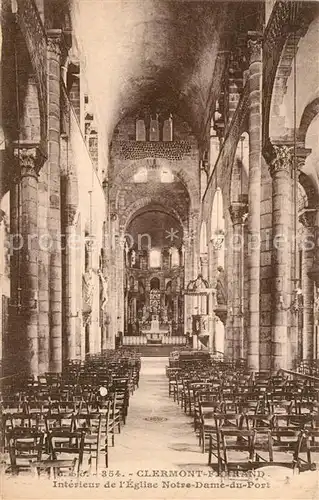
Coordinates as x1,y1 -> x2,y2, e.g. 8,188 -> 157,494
170,247 -> 179,267
231,133 -> 249,202
150,277 -> 160,290
163,115 -> 173,141
150,116 -> 159,141
136,119 -> 146,141
149,248 -> 161,268
210,187 -> 225,268
133,167 -> 148,183
160,167 -> 174,183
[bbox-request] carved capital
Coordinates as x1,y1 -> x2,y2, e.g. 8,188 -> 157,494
268,144 -> 293,178
0,209 -> 5,224
299,208 -> 317,229
295,147 -> 312,171
65,205 -> 79,226
247,32 -> 262,64
200,255 -> 208,266
229,202 -> 248,226
110,213 -> 118,222
13,143 -> 46,180
47,29 -> 63,57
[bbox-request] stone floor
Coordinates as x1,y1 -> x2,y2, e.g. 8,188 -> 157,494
2,357 -> 318,499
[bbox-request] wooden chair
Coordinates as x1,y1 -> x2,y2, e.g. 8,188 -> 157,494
73,412 -> 105,472
106,397 -> 121,448
297,429 -> 319,471
44,413 -> 76,433
46,430 -> 85,476
267,429 -> 303,471
7,428 -> 44,475
216,429 -> 259,475
198,401 -> 222,453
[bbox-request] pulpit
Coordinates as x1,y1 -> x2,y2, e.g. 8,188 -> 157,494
184,274 -> 217,351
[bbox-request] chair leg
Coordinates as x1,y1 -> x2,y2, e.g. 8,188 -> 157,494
208,435 -> 212,465
202,431 -> 205,453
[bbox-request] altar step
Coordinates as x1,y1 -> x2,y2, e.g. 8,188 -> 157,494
122,345 -> 177,357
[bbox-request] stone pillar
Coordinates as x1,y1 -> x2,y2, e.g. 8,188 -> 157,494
61,163 -> 79,363
299,209 -> 317,360
246,33 -> 262,371
269,144 -> 293,372
229,202 -> 248,359
102,181 -> 110,349
132,297 -> 137,324
12,144 -> 45,376
37,156 -> 50,375
209,122 -> 220,175
200,159 -> 209,201
183,233 -> 193,334
117,232 -> 125,337
47,30 -> 63,372
307,214 -> 319,359
200,255 -> 208,281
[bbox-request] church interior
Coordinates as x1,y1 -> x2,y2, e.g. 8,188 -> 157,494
0,0 -> 319,492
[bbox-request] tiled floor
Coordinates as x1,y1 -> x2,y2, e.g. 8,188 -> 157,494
2,357 -> 318,499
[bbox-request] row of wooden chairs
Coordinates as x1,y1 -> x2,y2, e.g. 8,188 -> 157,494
167,359 -> 319,475
1,350 -> 141,476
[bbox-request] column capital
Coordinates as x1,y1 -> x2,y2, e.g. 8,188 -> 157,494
13,142 -> 46,180
200,254 -> 208,265
247,31 -> 263,64
299,208 -> 317,228
47,29 -> 63,56
267,143 -> 293,178
295,147 -> 312,171
65,205 -> 79,226
229,202 -> 248,225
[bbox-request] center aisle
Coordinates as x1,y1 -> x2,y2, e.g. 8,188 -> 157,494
110,357 -> 204,471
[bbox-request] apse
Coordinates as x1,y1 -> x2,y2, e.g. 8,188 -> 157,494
126,208 -> 183,251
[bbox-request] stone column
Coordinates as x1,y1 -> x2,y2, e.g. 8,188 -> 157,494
209,123 -> 220,175
37,156 -> 50,375
132,298 -> 137,324
299,209 -> 316,360
200,255 -> 208,281
47,30 -> 63,372
246,33 -> 262,371
189,209 -> 199,278
102,180 -> 110,349
183,232 -> 193,334
269,144 -> 293,372
61,162 -> 79,363
12,144 -> 45,376
229,202 -> 248,359
117,232 -> 125,336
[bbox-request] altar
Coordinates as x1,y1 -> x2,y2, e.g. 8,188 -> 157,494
142,314 -> 169,343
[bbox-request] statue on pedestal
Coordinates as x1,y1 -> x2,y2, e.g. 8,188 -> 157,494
142,304 -> 148,323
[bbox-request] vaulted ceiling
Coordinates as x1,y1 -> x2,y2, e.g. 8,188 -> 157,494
71,0 -> 238,141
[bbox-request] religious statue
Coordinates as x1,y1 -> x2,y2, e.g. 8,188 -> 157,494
216,266 -> 226,305
163,306 -> 168,323
131,250 -> 136,267
98,269 -> 108,312
82,269 -> 94,325
124,240 -> 130,266
142,304 -> 148,323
